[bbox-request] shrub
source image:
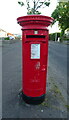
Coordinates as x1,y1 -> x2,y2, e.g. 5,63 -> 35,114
4,37 -> 10,40
60,34 -> 69,42
49,32 -> 60,41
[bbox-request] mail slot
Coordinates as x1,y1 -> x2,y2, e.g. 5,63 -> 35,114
26,35 -> 45,38
17,15 -> 54,104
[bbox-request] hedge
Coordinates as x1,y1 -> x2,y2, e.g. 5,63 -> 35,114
4,37 -> 10,40
49,32 -> 69,42
49,32 -> 60,41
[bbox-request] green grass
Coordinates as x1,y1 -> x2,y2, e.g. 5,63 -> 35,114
65,105 -> 69,111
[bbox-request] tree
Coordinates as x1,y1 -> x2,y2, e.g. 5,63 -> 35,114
51,1 -> 69,36
18,0 -> 50,15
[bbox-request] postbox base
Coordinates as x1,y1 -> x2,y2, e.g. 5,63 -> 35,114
22,93 -> 45,105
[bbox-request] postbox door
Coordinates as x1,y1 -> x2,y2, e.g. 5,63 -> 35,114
23,41 -> 48,97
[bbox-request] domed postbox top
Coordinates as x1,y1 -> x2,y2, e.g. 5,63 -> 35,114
17,15 -> 54,30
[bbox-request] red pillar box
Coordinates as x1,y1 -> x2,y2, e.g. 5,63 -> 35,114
17,15 -> 53,104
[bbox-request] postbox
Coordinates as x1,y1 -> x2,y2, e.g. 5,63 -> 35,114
17,15 -> 53,104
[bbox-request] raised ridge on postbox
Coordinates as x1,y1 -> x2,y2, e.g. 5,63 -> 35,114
17,15 -> 54,28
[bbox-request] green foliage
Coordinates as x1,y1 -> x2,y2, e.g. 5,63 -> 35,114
49,32 -> 69,42
49,32 -> 60,41
27,9 -> 41,15
51,2 -> 69,36
18,1 -> 24,6
62,35 -> 69,41
4,37 -> 10,40
65,105 -> 69,111
18,0 -> 50,15
44,2 -> 50,6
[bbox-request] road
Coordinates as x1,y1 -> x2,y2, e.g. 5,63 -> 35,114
2,40 -> 68,118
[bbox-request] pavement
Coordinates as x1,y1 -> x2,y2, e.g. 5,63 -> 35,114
49,41 -> 67,102
1,40 -> 68,118
0,44 -> 2,119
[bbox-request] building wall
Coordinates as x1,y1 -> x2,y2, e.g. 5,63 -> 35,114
0,29 -> 7,37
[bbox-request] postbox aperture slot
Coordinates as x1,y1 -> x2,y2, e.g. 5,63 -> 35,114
26,35 -> 45,38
